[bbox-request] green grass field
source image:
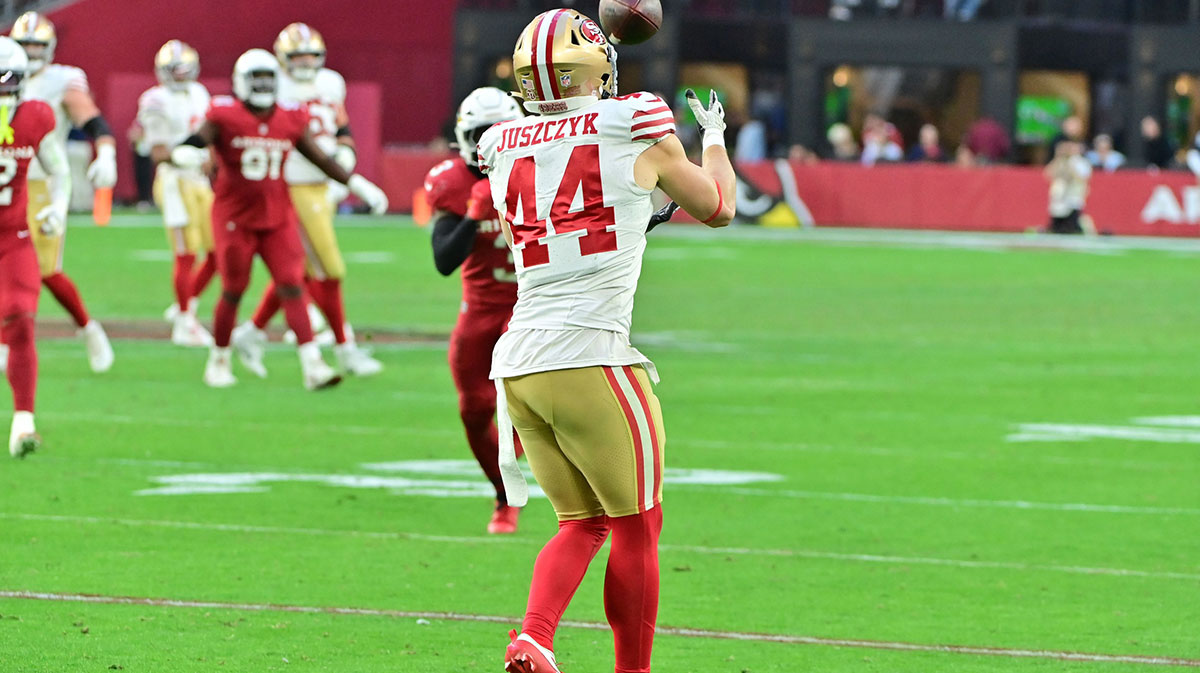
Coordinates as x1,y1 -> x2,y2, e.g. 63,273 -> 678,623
1,213 -> 1198,672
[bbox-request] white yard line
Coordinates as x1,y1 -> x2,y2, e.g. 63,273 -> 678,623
711,486 -> 1200,515
3,513 -> 1195,581
1,590 -> 1196,667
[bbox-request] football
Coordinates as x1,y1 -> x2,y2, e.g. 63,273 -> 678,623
598,0 -> 663,45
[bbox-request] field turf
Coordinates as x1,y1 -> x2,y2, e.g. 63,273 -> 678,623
1,213 -> 1197,671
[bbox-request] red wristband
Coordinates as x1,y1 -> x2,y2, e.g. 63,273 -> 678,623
701,179 -> 725,224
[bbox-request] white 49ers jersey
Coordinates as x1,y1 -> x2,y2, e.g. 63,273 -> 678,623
278,68 -> 345,184
478,91 -> 676,379
24,63 -> 88,180
136,83 -> 210,158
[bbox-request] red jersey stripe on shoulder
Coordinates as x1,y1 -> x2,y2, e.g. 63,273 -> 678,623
630,117 -> 673,132
613,92 -> 650,101
632,128 -> 675,142
632,105 -> 671,119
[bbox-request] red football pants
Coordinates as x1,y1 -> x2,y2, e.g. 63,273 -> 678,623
0,230 -> 41,412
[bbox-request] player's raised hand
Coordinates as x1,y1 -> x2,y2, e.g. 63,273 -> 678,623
35,204 -> 66,237
86,144 -> 118,189
465,178 -> 496,222
685,88 -> 726,148
348,174 -> 389,215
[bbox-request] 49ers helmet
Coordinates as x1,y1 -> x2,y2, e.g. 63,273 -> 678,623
274,22 -> 326,82
154,40 -> 200,92
9,11 -> 55,74
512,8 -> 617,115
454,87 -> 522,167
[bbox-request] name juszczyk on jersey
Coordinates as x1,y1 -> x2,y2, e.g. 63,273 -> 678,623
495,112 -> 598,152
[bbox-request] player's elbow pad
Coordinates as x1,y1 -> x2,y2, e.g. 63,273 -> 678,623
81,115 -> 113,140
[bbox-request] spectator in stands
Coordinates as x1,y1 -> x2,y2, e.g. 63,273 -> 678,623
1141,116 -> 1175,170
1184,131 -> 1200,180
734,116 -> 768,162
826,122 -> 859,161
954,144 -> 977,167
907,123 -> 946,162
1086,133 -> 1125,172
860,112 -> 903,165
1044,139 -> 1091,234
788,144 -> 820,165
964,117 -> 1011,164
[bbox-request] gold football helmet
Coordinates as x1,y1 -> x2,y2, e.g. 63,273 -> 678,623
512,8 -> 617,114
154,40 -> 200,92
274,22 -> 326,82
9,11 -> 55,74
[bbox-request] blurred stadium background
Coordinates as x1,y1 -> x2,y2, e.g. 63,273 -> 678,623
11,0 -> 1200,235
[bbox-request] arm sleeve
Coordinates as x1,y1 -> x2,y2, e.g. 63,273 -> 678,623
431,212 -> 479,276
36,128 -> 71,213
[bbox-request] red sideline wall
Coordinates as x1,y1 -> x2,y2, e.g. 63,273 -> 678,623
35,0 -> 456,200
738,162 -> 1200,237
382,150 -> 1200,237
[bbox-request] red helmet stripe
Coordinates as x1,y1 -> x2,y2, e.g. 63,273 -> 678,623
543,10 -> 567,100
528,14 -> 548,102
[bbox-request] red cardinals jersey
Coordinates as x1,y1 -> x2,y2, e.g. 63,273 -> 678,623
424,157 -> 517,309
207,95 -> 310,231
0,100 -> 55,233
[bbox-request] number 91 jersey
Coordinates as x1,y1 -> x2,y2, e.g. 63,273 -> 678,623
477,92 -> 675,335
206,95 -> 310,231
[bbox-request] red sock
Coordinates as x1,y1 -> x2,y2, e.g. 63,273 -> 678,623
2,314 -> 36,412
42,273 -> 90,328
279,288 -> 313,345
190,254 -> 217,300
307,278 -> 347,344
605,506 -> 663,673
212,295 -> 239,348
522,515 -> 610,650
251,281 -> 281,330
173,253 -> 195,311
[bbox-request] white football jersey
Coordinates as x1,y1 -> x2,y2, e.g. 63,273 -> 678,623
478,92 -> 676,379
136,82 -> 210,166
278,68 -> 345,184
23,63 -> 88,180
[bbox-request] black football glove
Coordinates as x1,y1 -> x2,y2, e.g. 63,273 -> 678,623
647,201 -> 680,232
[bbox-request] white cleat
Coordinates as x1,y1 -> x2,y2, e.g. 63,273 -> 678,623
9,411 -> 39,459
203,347 -> 237,388
82,321 -> 114,373
335,342 -> 383,377
164,298 -> 197,323
171,313 -> 213,348
230,321 -> 268,378
298,342 -> 342,391
0,343 -> 8,374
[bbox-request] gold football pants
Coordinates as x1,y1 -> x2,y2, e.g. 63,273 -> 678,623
503,365 -> 665,521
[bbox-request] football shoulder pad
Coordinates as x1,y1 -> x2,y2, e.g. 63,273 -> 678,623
619,92 -> 675,144
423,158 -> 476,216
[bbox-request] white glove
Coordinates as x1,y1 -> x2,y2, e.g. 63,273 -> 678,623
333,144 -> 357,173
86,143 -> 118,188
170,145 -> 208,170
347,174 -> 388,215
35,204 -> 66,237
327,180 -> 350,208
685,88 -> 727,150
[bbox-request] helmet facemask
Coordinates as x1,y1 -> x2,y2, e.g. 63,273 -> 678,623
244,69 -> 277,108
15,40 -> 49,74
0,68 -> 24,114
286,52 -> 324,82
